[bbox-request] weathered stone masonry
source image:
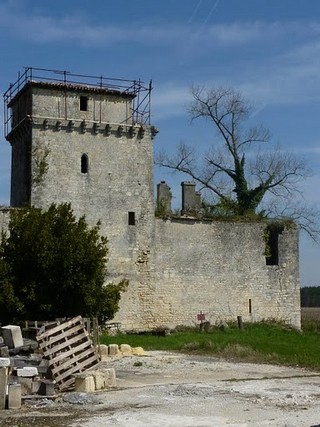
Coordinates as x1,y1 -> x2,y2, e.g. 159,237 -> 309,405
1,69 -> 300,330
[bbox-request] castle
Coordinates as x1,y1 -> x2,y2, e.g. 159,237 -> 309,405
1,68 -> 301,330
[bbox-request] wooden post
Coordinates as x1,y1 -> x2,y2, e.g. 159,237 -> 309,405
237,316 -> 243,330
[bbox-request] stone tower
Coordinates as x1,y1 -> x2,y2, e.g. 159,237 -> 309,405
3,68 -> 300,331
4,68 -> 158,302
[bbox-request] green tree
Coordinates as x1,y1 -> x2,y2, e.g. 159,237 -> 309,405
156,86 -> 319,239
0,203 -> 127,324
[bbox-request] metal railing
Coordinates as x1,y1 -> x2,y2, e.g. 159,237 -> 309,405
3,67 -> 153,137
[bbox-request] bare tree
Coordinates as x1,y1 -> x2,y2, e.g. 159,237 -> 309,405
155,86 -> 319,239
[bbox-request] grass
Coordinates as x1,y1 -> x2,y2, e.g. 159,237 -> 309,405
100,319 -> 320,370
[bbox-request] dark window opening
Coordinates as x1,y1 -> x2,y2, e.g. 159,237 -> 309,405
81,154 -> 89,174
265,225 -> 284,266
80,96 -> 88,111
128,212 -> 135,225
249,299 -> 252,314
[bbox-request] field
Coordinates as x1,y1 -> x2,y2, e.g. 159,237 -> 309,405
101,315 -> 320,370
301,306 -> 320,321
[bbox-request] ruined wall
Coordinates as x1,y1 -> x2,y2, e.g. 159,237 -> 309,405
113,218 -> 300,330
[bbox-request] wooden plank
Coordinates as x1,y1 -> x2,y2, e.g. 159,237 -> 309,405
55,353 -> 99,385
37,323 -> 85,349
51,350 -> 98,378
49,340 -> 93,365
51,346 -> 97,376
36,316 -> 82,340
38,327 -> 87,352
36,316 -> 99,390
41,330 -> 89,356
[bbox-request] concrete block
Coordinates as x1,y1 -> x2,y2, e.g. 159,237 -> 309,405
104,368 -> 116,388
17,367 -> 38,377
39,380 -> 55,396
91,370 -> 105,390
98,344 -> 109,358
120,344 -> 132,355
0,367 -> 8,410
0,358 -> 10,368
1,325 -> 23,349
88,368 -> 116,390
0,347 -> 9,357
108,344 -> 120,356
74,374 -> 95,393
8,384 -> 21,409
31,379 -> 42,395
132,347 -> 145,356
17,377 -> 33,395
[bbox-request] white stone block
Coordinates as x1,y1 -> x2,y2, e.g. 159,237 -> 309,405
8,384 -> 21,409
0,367 -> 8,410
91,370 -> 105,390
88,368 -> 116,390
17,367 -> 39,377
74,374 -> 95,393
0,358 -> 10,367
132,347 -> 145,356
108,344 -> 120,356
104,368 -> 116,387
120,344 -> 132,355
2,325 -> 23,349
98,344 -> 109,357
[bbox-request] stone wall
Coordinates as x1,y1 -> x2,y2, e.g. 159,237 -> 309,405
113,218 -> 300,330
3,78 -> 301,331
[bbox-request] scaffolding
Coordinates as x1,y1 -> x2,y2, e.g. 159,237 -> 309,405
3,67 -> 153,138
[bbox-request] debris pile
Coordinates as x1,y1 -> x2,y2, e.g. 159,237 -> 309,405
0,316 -> 117,410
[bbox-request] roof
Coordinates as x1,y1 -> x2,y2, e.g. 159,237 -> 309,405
8,80 -> 134,107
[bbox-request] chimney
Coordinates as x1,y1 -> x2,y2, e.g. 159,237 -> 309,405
181,181 -> 201,215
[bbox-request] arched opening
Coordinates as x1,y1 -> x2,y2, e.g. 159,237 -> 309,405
81,154 -> 89,174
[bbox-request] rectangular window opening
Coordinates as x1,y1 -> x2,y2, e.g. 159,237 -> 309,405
249,299 -> 252,315
128,211 -> 135,226
265,225 -> 284,266
80,96 -> 88,111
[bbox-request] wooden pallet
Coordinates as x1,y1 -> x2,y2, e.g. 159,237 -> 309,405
36,316 -> 99,391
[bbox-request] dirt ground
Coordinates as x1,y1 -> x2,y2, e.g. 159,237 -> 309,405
2,351 -> 320,427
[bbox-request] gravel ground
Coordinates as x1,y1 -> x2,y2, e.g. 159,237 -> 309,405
2,351 -> 320,427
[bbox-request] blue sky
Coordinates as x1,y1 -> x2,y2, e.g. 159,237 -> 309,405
0,0 -> 320,285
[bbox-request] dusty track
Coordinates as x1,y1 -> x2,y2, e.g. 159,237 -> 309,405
2,351 -> 320,426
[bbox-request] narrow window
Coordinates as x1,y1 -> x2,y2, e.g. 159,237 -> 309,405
80,96 -> 88,111
128,212 -> 135,225
265,225 -> 284,266
81,154 -> 89,174
249,299 -> 252,315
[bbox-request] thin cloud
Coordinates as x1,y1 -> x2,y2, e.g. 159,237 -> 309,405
188,0 -> 203,24
152,85 -> 192,120
0,1 -> 315,49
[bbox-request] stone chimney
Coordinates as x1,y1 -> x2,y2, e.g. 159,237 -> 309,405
181,181 -> 201,215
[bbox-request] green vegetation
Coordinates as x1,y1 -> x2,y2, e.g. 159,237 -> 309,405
101,320 -> 320,370
0,203 -> 128,323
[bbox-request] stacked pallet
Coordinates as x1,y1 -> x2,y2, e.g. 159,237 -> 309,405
36,316 -> 99,391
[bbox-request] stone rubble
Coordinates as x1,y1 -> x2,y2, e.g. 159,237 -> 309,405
0,322 -> 145,410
